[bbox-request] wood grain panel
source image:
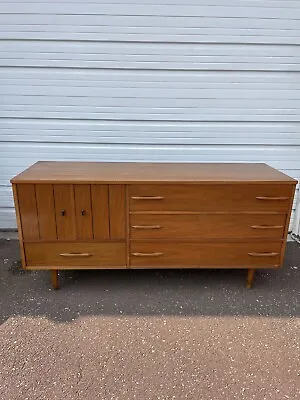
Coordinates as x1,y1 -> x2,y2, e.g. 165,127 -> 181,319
11,162 -> 296,280
280,184 -> 296,266
74,185 -> 93,240
12,184 -> 27,268
11,162 -> 297,185
17,184 -> 39,240
130,242 -> 282,268
25,242 -> 126,267
91,185 -> 110,240
109,185 -> 126,240
53,185 -> 76,240
130,214 -> 287,240
35,184 -> 57,240
129,184 -> 294,212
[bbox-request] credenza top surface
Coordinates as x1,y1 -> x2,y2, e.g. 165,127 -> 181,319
11,161 -> 297,184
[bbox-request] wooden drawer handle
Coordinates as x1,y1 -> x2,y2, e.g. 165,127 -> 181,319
248,252 -> 279,257
132,225 -> 162,230
256,196 -> 289,201
59,253 -> 92,257
131,196 -> 164,200
132,252 -> 163,257
250,225 -> 283,230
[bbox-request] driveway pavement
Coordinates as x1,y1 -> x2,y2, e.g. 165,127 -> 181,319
0,239 -> 299,400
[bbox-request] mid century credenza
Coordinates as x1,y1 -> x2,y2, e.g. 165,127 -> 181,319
11,162 -> 296,289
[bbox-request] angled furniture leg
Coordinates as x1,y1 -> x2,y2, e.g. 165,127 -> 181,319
246,268 -> 255,289
51,269 -> 59,290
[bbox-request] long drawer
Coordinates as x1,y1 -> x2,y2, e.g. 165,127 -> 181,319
130,214 -> 287,239
25,242 -> 126,267
130,242 -> 282,268
129,184 -> 293,212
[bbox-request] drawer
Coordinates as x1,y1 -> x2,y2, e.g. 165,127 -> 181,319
130,214 -> 287,239
130,242 -> 282,268
25,242 -> 126,267
129,184 -> 293,212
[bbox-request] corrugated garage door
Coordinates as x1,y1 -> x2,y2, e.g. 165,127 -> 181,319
0,0 -> 299,229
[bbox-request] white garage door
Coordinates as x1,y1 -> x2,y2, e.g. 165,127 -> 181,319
0,0 -> 299,229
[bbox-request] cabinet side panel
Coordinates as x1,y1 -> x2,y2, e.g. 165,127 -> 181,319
36,184 -> 57,240
125,185 -> 130,268
91,185 -> 110,240
280,184 -> 297,266
109,185 -> 126,240
17,184 -> 39,240
12,184 -> 27,268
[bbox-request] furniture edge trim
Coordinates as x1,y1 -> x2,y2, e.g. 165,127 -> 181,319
12,184 -> 27,269
125,184 -> 130,268
128,238 -> 285,243
25,265 -> 128,270
280,185 -> 296,266
129,265 -> 282,269
24,264 -> 281,270
10,179 -> 298,185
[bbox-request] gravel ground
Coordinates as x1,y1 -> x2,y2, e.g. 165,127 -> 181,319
0,239 -> 299,400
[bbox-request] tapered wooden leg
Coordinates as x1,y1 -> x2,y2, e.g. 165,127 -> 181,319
51,269 -> 59,290
246,268 -> 255,289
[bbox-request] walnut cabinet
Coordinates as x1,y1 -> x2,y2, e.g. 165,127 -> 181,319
11,162 -> 296,289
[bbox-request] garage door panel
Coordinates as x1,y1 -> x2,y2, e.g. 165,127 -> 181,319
2,3 -> 300,19
0,0 -> 300,229
1,41 -> 299,71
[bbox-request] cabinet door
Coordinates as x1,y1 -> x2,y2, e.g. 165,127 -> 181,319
74,185 -> 93,240
91,185 -> 110,240
109,185 -> 126,240
35,184 -> 57,240
17,184 -> 39,240
53,185 -> 76,240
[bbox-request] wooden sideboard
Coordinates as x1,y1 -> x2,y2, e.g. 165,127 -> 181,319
11,162 -> 297,289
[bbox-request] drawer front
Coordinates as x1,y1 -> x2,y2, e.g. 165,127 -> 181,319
130,214 -> 287,239
129,184 -> 293,212
130,242 -> 282,268
25,242 -> 126,267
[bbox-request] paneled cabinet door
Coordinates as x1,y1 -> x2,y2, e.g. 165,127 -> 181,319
53,185 -> 76,240
16,184 -> 39,241
35,184 -> 57,240
54,184 -> 96,240
16,183 -> 124,242
74,185 -> 93,240
91,185 -> 110,240
109,185 -> 126,240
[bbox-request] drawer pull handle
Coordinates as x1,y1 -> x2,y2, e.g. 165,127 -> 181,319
250,225 -> 283,230
59,253 -> 91,257
61,209 -> 66,216
81,209 -> 85,216
256,196 -> 289,201
248,252 -> 279,257
132,225 -> 162,230
132,252 -> 163,257
131,196 -> 164,200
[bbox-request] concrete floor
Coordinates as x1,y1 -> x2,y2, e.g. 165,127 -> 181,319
0,239 -> 299,400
